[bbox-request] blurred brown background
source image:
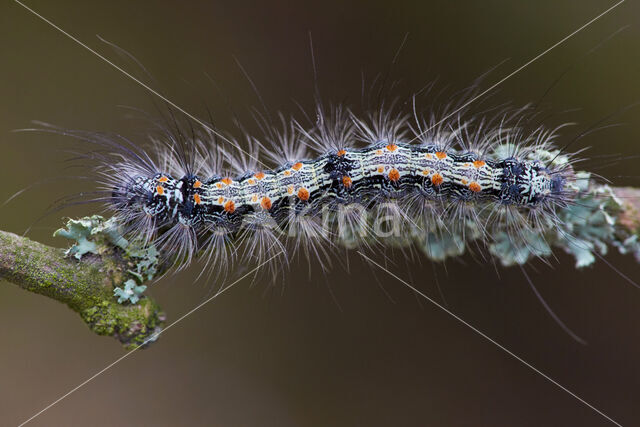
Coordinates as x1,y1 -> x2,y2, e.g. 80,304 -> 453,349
1,0 -> 640,425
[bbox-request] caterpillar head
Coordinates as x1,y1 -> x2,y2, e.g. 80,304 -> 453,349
524,162 -> 573,208
498,158 -> 573,208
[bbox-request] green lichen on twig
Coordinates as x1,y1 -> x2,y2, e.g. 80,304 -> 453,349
54,215 -> 160,304
0,217 -> 166,349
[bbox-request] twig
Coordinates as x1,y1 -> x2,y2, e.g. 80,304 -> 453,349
0,228 -> 165,349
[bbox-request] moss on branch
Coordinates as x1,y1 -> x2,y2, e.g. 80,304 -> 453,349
0,226 -> 165,349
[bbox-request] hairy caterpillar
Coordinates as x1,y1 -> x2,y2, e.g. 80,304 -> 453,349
44,96 -> 634,282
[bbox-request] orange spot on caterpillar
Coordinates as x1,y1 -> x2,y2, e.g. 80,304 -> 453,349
342,176 -> 352,187
254,172 -> 265,180
337,150 -> 346,156
435,151 -> 447,159
157,176 -> 169,183
375,149 -> 383,155
218,197 -> 224,203
215,183 -> 223,189
261,197 -> 272,210
422,169 -> 430,175
251,195 -> 258,202
297,188 -> 310,201
156,186 -> 165,195
461,178 -> 468,185
193,194 -> 202,204
469,182 -> 482,192
425,153 -> 433,159
248,179 -> 256,185
377,166 -> 384,173
284,170 -> 291,176
388,168 -> 400,182
386,144 -> 398,151
287,186 -> 294,194
431,173 -> 443,186
473,160 -> 486,168
292,162 -> 303,170
224,200 -> 235,213
193,180 -> 203,188
221,177 -> 232,185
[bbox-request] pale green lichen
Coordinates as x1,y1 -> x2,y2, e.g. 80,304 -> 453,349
114,279 -> 147,304
53,216 -> 100,259
419,232 -> 467,262
55,215 -> 160,305
490,229 -> 553,266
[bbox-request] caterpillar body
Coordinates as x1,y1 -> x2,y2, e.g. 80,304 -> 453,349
121,138 -> 567,244
127,141 -> 566,225
64,102 -> 602,277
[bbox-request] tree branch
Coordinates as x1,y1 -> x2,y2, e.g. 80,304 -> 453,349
0,227 -> 165,349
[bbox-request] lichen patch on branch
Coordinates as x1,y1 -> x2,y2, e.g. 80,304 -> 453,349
0,219 -> 165,349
